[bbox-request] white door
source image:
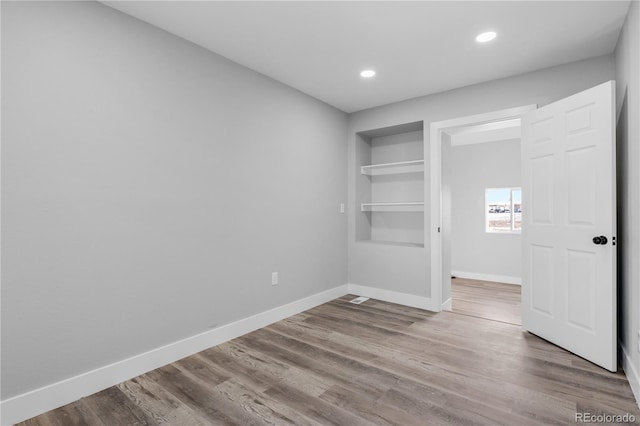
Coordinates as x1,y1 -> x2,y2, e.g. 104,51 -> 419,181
522,81 -> 616,372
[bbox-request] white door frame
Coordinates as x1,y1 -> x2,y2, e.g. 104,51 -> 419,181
429,105 -> 537,311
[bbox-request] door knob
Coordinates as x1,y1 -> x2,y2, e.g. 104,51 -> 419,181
593,236 -> 608,245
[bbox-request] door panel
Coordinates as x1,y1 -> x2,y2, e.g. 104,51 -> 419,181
522,81 -> 616,371
530,245 -> 554,316
566,249 -> 595,332
531,156 -> 554,224
566,147 -> 596,225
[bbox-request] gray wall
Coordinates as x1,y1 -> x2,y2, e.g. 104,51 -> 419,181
450,140 -> 522,280
615,0 -> 640,393
1,1 -> 348,399
348,54 -> 615,298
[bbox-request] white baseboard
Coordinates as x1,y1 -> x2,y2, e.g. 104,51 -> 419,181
441,297 -> 452,311
621,344 -> 640,409
0,284 -> 349,426
451,270 -> 521,285
347,283 -> 439,312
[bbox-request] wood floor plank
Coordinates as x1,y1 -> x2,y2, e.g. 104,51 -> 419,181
215,378 -> 322,426
20,400 -> 107,426
236,329 -> 393,399
143,365 -> 237,425
319,384 -> 421,426
451,277 -> 521,325
117,376 -> 212,426
80,387 -> 158,426
209,379 -> 300,426
264,382 -> 372,426
16,279 -> 640,426
224,339 -> 336,398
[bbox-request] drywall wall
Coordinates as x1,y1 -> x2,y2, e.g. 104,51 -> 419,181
348,54 -> 615,299
450,140 -> 522,282
1,1 -> 347,400
615,0 -> 640,403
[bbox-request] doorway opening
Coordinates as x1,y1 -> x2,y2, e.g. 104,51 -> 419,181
443,119 -> 524,325
429,105 -> 536,319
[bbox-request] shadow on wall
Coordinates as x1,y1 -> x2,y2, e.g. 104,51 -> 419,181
616,89 -> 628,349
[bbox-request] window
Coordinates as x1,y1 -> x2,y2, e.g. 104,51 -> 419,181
486,188 -> 522,233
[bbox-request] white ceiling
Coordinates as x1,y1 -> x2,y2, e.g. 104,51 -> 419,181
102,1 -> 630,113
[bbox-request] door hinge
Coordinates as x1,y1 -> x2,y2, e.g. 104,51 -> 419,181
438,227 -> 441,233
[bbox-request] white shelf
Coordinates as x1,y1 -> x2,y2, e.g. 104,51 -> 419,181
361,202 -> 425,212
361,159 -> 424,176
358,240 -> 425,248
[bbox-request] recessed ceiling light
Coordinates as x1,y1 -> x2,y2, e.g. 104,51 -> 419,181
476,31 -> 497,43
360,70 -> 376,78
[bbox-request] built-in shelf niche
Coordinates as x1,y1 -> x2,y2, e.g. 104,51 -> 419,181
356,121 -> 425,247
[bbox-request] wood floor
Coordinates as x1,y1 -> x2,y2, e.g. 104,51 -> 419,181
451,277 -> 521,325
18,286 -> 640,426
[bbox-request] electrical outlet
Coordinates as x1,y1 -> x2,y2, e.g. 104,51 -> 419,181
340,203 -> 345,213
272,272 -> 279,286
